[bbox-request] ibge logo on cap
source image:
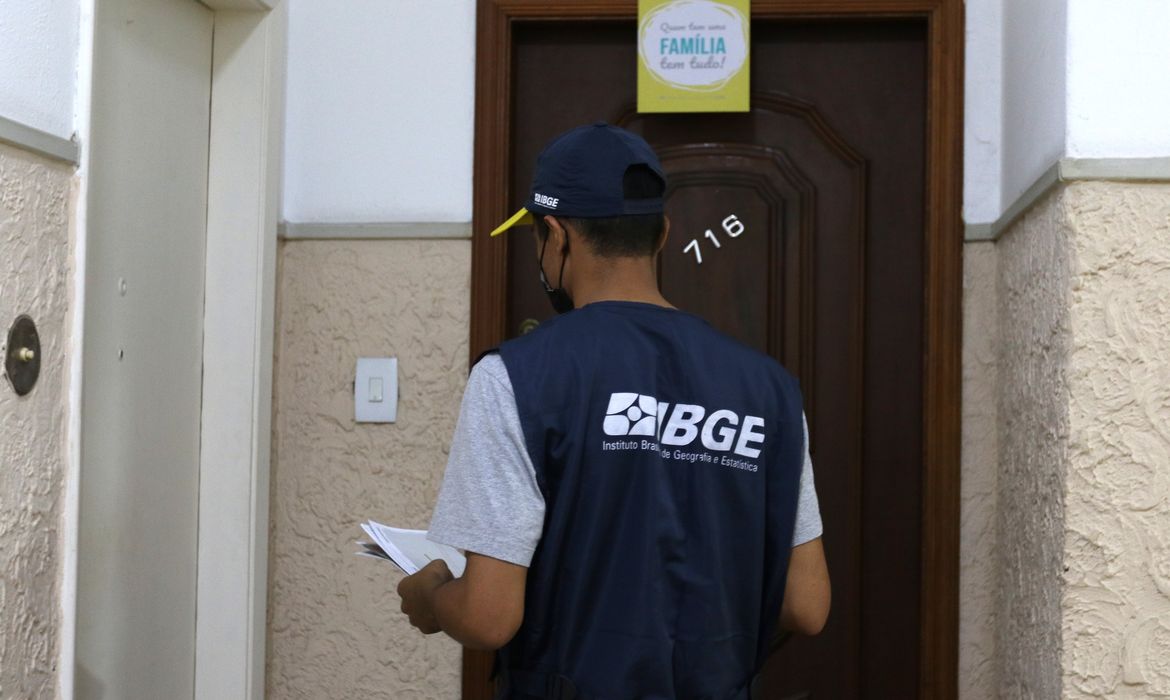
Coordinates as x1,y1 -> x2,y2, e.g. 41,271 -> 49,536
533,193 -> 559,209
602,391 -> 766,470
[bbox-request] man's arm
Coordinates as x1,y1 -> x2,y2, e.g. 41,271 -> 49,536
779,537 -> 830,635
405,537 -> 828,647
779,412 -> 830,635
398,552 -> 527,650
398,354 -> 542,649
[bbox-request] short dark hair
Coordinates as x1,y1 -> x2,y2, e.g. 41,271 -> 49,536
535,165 -> 666,258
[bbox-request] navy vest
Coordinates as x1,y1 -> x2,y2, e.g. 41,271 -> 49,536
494,301 -> 805,700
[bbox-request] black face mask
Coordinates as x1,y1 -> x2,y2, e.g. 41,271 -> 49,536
538,232 -> 574,314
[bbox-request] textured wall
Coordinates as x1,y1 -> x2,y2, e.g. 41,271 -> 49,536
265,189 -> 1170,699
961,241 -> 999,699
995,187 -> 1072,699
1061,181 -> 1170,698
0,142 -> 73,698
267,238 -> 470,699
991,180 -> 1170,698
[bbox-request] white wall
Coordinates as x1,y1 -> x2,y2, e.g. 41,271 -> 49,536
965,0 -> 1170,225
285,0 -> 1009,227
0,0 -> 80,139
1000,0 -> 1067,216
963,0 -> 1003,225
1066,0 -> 1170,158
281,0 -> 475,223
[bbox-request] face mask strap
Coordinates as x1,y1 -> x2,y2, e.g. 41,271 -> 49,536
538,222 -> 570,291
538,232 -> 554,292
537,220 -> 574,314
555,234 -> 569,290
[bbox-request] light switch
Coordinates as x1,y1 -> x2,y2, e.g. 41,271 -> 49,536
355,357 -> 397,423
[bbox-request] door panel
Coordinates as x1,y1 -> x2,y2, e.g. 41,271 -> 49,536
654,142 -> 813,360
505,19 -> 925,698
78,0 -> 213,697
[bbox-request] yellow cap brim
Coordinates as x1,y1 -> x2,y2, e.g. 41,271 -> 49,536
490,207 -> 534,237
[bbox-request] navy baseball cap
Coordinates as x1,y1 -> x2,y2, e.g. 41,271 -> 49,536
490,122 -> 666,236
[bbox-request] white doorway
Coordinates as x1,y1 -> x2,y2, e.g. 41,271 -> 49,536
74,0 -> 283,697
78,0 -> 212,696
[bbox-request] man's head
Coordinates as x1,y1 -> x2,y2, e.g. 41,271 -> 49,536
531,164 -> 666,257
491,123 -> 670,312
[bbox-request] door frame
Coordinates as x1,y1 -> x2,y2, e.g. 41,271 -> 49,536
195,3 -> 286,698
467,1 -> 963,698
65,2 -> 286,698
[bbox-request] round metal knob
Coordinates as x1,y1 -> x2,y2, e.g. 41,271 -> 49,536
5,315 -> 41,396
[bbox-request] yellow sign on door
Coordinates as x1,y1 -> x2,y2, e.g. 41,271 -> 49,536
637,0 -> 751,113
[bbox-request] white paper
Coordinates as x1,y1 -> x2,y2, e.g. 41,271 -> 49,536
355,520 -> 466,578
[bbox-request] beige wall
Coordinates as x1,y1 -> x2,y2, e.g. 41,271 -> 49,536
0,142 -> 74,698
266,186 -> 1170,698
962,240 -> 999,699
995,187 -> 1073,698
266,235 -> 1012,700
987,181 -> 1170,698
1060,182 -> 1170,697
267,238 -> 469,699
263,239 -> 1033,700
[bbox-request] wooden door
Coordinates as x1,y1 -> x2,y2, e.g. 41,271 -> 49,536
471,3 -> 963,698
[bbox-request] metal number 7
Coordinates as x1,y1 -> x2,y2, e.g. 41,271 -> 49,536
683,239 -> 702,264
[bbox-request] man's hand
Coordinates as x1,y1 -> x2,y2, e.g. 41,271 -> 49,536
394,551 -> 528,649
397,559 -> 454,634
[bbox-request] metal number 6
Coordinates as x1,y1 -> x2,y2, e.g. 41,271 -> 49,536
722,214 -> 744,238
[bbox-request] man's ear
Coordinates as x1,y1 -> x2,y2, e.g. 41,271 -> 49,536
656,215 -> 671,254
544,215 -> 569,251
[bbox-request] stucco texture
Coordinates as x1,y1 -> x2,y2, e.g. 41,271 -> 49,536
267,238 -> 470,699
0,142 -> 73,698
993,181 -> 1170,699
1061,182 -> 1170,698
962,241 -> 999,699
996,187 -> 1072,699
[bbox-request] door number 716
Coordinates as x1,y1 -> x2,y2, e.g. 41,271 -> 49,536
683,214 -> 745,265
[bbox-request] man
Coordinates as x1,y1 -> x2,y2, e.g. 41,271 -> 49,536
398,123 -> 830,698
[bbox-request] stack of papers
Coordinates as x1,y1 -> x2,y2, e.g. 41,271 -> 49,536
356,520 -> 467,578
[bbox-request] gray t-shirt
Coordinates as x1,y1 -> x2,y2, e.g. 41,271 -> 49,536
428,354 -> 823,567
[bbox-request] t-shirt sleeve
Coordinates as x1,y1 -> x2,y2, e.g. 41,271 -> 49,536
427,354 -> 546,567
792,412 -> 824,546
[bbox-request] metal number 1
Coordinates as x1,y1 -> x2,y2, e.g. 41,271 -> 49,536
704,229 -> 722,248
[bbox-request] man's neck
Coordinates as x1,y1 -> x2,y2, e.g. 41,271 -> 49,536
569,256 -> 673,309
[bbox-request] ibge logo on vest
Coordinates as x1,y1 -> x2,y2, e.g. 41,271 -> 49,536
601,392 -> 764,472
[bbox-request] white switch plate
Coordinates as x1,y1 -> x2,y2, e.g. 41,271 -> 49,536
355,357 -> 397,423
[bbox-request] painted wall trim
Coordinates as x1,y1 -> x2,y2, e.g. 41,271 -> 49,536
0,114 -> 79,165
202,0 -> 274,11
58,0 -> 97,696
279,220 -> 473,240
1059,157 -> 1170,181
965,157 -> 1170,241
